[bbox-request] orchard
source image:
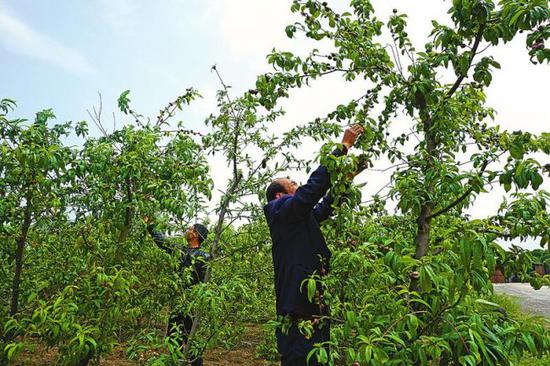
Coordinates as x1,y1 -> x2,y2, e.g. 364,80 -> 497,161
1,1 -> 549,365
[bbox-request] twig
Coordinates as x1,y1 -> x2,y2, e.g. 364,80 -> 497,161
86,92 -> 109,137
366,162 -> 407,173
428,159 -> 489,219
446,23 -> 486,98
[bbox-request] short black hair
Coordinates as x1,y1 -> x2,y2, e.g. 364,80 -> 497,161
193,223 -> 209,244
266,180 -> 287,202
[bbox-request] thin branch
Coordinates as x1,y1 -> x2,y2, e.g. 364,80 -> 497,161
409,127 -> 421,143
161,128 -> 204,137
294,65 -> 392,82
475,44 -> 491,56
391,38 -> 405,76
385,43 -> 404,77
155,91 -> 194,128
366,162 -> 407,173
128,109 -> 147,128
441,317 -> 470,354
212,66 -> 241,178
381,310 -> 427,338
446,23 -> 486,98
482,229 -> 511,239
375,180 -> 393,196
428,160 -> 489,219
361,192 -> 392,205
86,92 -> 109,137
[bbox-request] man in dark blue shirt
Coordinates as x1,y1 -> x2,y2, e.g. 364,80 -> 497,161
144,218 -> 210,366
263,125 -> 364,365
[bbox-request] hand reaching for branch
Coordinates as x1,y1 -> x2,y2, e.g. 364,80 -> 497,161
342,124 -> 364,151
354,154 -> 370,177
347,154 -> 370,180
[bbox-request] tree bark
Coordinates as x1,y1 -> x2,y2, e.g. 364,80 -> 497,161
410,100 -> 436,294
118,177 -> 133,244
10,189 -> 33,317
414,204 -> 433,260
414,104 -> 436,261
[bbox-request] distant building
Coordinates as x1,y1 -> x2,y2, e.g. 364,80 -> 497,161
533,263 -> 546,276
491,267 -> 506,283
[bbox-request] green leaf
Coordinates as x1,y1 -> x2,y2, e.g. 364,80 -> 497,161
285,25 -> 296,38
475,299 -> 501,308
307,278 -> 316,302
521,333 -> 536,354
509,144 -> 524,159
118,90 -> 131,114
509,9 -> 525,26
531,172 -> 543,190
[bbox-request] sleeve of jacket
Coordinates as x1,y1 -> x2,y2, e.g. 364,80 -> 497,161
280,148 -> 345,220
312,193 -> 334,223
147,225 -> 174,255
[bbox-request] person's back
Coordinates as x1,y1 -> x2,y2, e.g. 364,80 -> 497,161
183,247 -> 210,286
264,176 -> 333,318
263,124 -> 365,365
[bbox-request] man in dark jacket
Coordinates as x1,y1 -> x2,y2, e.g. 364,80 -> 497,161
263,124 -> 364,365
144,218 -> 210,366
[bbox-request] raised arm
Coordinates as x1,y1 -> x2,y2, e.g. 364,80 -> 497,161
313,155 -> 370,223
282,164 -> 332,220
312,194 -> 334,223
282,125 -> 364,220
144,219 -> 176,254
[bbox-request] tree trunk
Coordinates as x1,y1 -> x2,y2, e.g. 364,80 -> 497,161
10,190 -> 33,317
77,350 -> 93,366
410,22 -> 485,292
410,106 -> 436,292
414,204 -> 433,260
118,177 -> 133,244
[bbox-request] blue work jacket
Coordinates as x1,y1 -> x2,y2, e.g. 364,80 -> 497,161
264,150 -> 343,317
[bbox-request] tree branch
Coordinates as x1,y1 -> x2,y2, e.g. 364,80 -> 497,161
428,160 -> 489,219
86,92 -> 109,137
118,177 -> 133,244
446,23 -> 486,98
212,66 -> 241,178
10,187 -> 33,317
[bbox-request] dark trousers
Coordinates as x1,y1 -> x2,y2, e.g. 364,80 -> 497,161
168,312 -> 203,366
275,320 -> 330,366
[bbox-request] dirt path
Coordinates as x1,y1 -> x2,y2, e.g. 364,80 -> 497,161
494,283 -> 550,318
14,324 -> 276,365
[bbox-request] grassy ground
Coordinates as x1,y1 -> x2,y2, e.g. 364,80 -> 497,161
493,293 -> 550,366
519,356 -> 550,366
